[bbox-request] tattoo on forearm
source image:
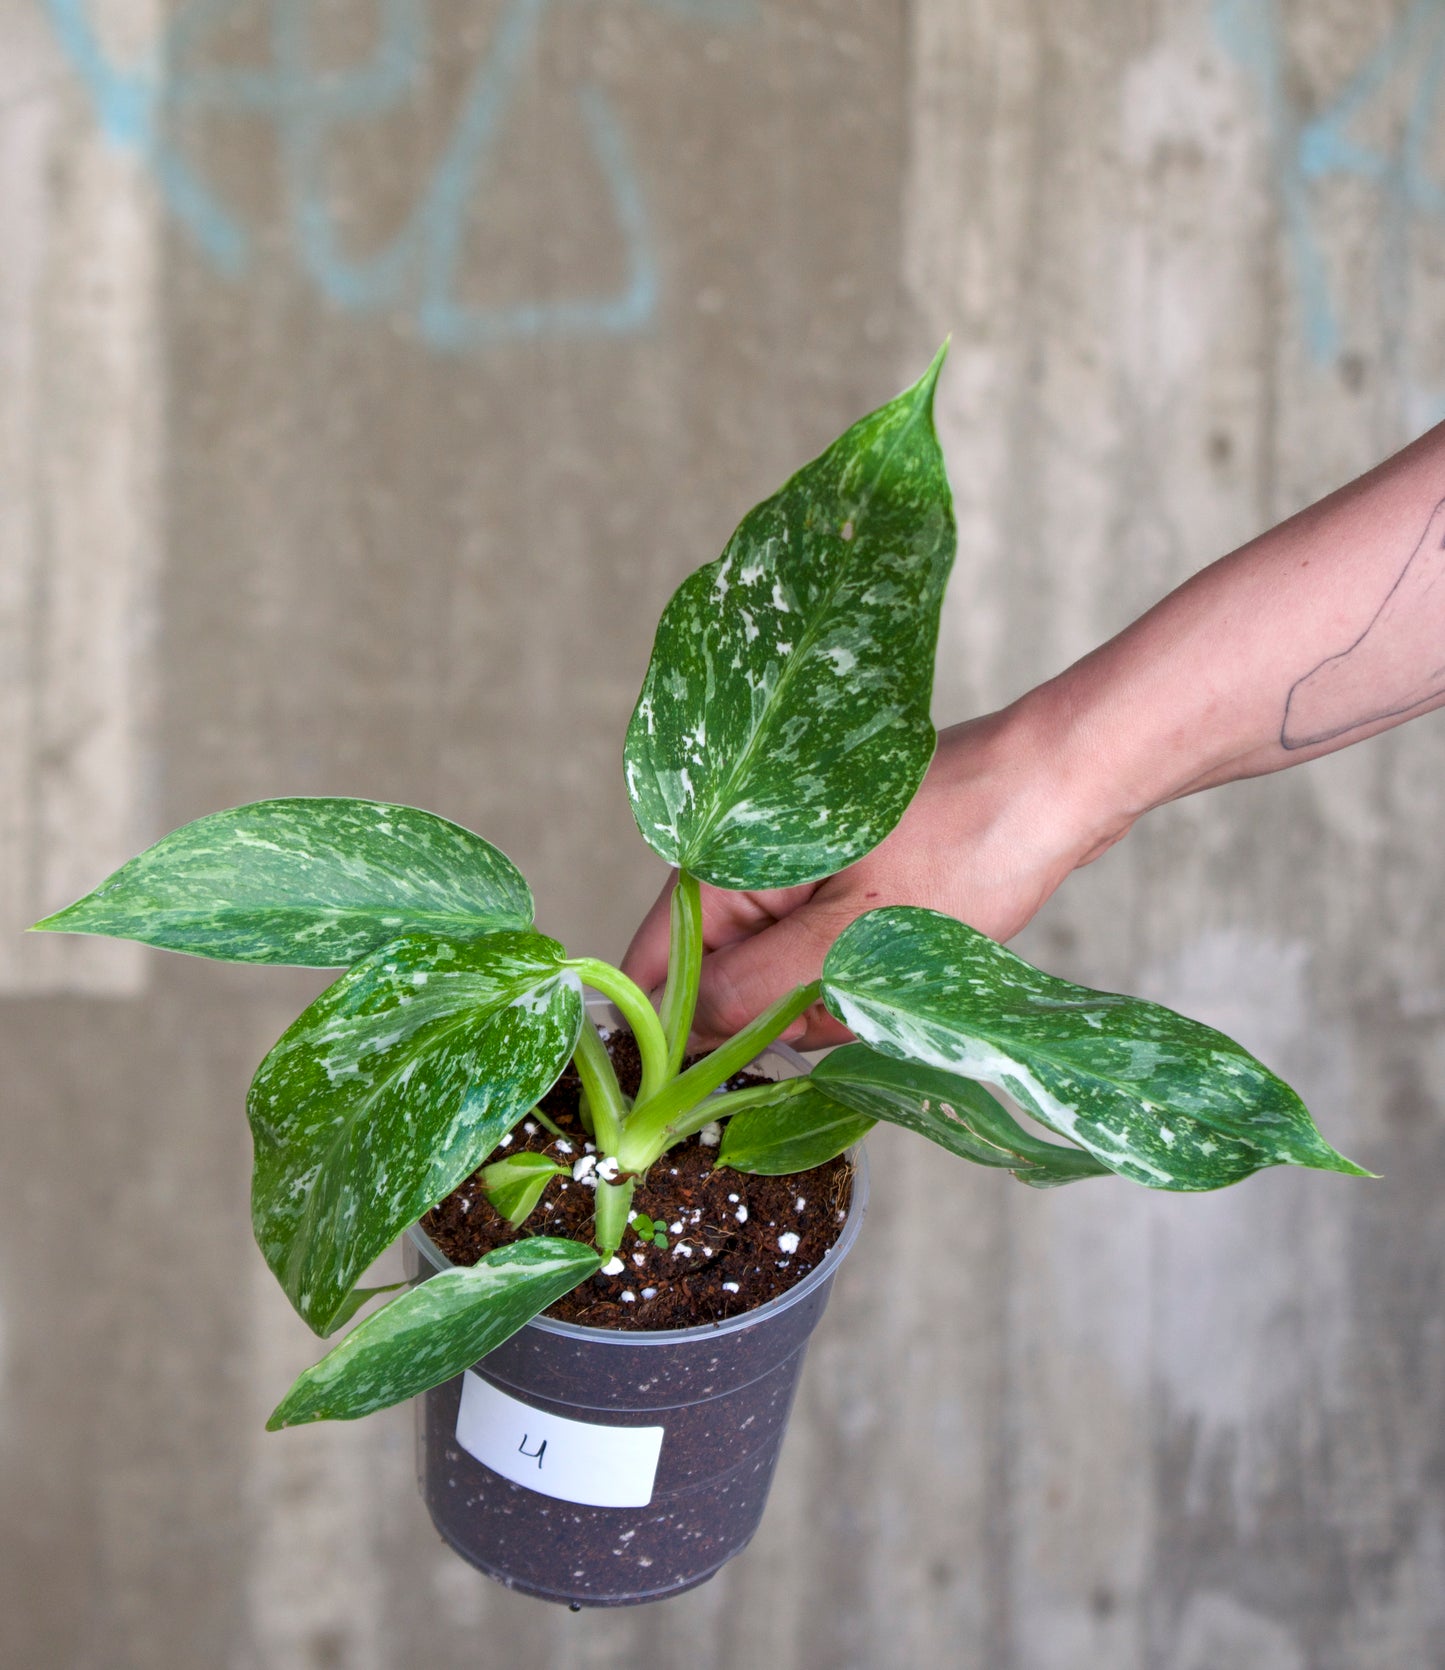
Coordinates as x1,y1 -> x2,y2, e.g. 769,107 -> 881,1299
1281,497 -> 1445,749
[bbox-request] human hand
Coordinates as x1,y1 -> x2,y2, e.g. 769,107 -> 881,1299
621,699 -> 1132,1050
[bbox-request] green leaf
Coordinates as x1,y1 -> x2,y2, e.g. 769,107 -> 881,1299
249,931 -> 583,1334
718,1079 -> 877,1175
624,347 -> 956,889
30,798 -> 533,966
817,1044 -> 1106,1186
266,1238 -> 600,1428
719,1043 -> 1108,1184
821,909 -> 1372,1193
479,1152 -> 566,1226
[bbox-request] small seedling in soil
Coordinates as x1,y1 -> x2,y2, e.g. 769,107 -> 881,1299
31,346 -> 1370,1432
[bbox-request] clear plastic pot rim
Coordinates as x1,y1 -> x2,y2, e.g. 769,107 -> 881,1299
405,1005 -> 869,1348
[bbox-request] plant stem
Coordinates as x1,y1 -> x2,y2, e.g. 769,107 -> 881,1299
672,1075 -> 806,1138
570,1019 -> 627,1155
594,1176 -> 636,1259
575,1092 -> 596,1139
529,1106 -> 566,1140
658,869 -> 703,1078
566,958 -> 670,1106
617,981 -> 820,1170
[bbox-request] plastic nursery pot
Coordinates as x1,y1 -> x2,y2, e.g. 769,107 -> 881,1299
403,1024 -> 869,1609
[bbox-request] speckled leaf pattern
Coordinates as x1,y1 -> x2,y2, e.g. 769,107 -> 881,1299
711,1048 -> 1102,1182
266,1239 -> 600,1428
31,798 -> 533,966
249,931 -> 583,1335
822,909 -> 1371,1192
719,1044 -> 1107,1182
624,347 -> 956,889
849,1052 -> 1113,1190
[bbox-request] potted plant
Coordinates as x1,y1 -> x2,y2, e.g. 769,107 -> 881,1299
31,347 -> 1367,1607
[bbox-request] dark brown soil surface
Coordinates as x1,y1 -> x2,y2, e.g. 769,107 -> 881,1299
421,1028 -> 853,1330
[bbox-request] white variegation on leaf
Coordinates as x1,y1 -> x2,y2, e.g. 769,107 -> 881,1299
266,1239 -> 600,1429
30,798 -> 533,966
29,356 -> 1375,1441
249,930 -> 583,1335
624,347 -> 957,889
821,909 -> 1371,1192
720,1044 -> 1109,1185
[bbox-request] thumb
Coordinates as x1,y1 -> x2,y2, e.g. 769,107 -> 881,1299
690,897 -> 854,1052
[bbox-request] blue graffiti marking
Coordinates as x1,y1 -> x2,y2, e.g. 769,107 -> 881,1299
1216,0 -> 1445,371
45,0 -> 750,348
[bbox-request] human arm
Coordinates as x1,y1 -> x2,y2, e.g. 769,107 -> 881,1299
624,421 -> 1445,1048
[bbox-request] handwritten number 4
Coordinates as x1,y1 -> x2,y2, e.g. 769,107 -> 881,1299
518,1434 -> 547,1469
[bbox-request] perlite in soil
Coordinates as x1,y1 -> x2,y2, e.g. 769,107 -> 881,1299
31,346 -> 1369,1597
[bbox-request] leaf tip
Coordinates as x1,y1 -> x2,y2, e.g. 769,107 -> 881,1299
1317,1149 -> 1378,1180
27,904 -> 79,934
911,339 -> 950,409
267,1390 -> 326,1431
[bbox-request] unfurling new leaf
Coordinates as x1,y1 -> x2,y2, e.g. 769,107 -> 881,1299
479,1152 -> 567,1226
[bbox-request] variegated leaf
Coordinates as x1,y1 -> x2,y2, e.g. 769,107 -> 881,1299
624,347 -> 956,889
266,1238 -> 599,1428
719,1044 -> 1107,1183
822,909 -> 1371,1192
249,931 -> 582,1334
31,798 -> 533,965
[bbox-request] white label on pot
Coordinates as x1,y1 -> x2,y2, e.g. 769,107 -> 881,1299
455,1371 -> 664,1509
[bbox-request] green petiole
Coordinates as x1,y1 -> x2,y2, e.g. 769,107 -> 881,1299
570,1019 -> 628,1156
566,958 -> 671,1107
594,1176 -> 636,1259
658,869 -> 704,1078
615,981 -> 819,1171
672,1075 -> 806,1137
529,1106 -> 566,1140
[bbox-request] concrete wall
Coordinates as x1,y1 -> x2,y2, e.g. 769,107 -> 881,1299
4,1 -> 1444,1664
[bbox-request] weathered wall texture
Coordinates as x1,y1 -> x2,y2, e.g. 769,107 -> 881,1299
3,2 -> 1443,1666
